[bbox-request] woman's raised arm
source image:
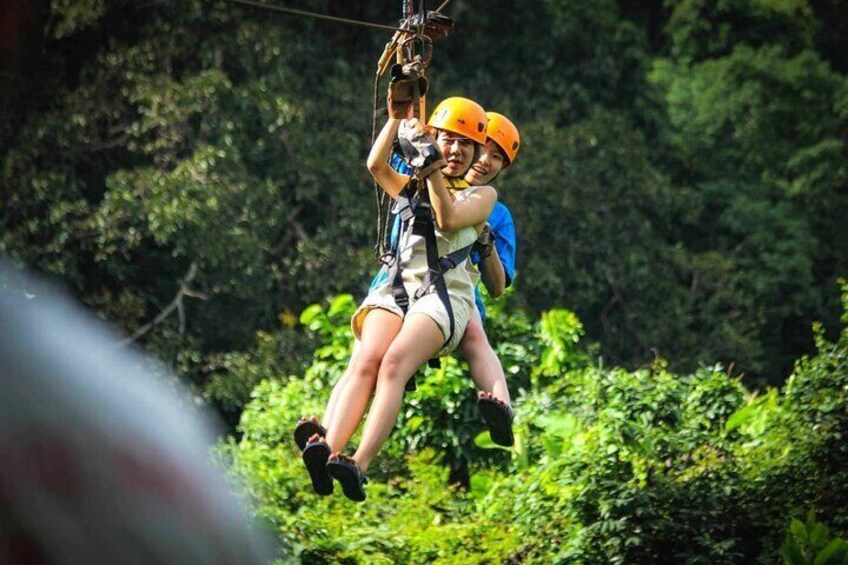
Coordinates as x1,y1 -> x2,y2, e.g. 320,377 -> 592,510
367,118 -> 410,199
426,174 -> 497,232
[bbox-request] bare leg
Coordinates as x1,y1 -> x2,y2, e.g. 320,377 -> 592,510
322,339 -> 361,431
456,309 -> 511,406
323,309 -> 401,454
353,313 -> 444,474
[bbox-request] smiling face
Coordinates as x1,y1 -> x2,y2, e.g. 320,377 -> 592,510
465,139 -> 507,186
435,130 -> 476,178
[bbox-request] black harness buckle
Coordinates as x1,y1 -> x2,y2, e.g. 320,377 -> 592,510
379,252 -> 397,267
437,256 -> 458,271
393,286 -> 410,311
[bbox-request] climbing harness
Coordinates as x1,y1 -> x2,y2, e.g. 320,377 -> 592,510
379,175 -> 476,391
379,177 -> 476,352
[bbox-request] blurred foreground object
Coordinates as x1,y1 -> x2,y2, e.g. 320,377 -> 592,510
0,263 -> 271,564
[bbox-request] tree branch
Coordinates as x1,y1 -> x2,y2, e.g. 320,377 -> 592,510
119,262 -> 204,346
271,205 -> 305,259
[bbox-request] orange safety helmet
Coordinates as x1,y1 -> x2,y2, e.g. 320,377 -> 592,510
427,97 -> 488,145
485,112 -> 520,166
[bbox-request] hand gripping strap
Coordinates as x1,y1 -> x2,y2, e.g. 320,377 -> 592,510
389,63 -> 429,103
397,121 -> 446,180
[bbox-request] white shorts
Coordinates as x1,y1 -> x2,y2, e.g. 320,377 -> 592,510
351,284 -> 470,357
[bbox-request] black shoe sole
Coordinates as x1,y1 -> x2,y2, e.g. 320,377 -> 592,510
303,442 -> 333,496
478,397 -> 514,447
294,420 -> 327,452
326,460 -> 366,502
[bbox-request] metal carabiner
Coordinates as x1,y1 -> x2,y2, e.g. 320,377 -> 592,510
400,34 -> 433,67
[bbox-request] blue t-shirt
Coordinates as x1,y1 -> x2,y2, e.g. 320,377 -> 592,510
369,154 -> 517,321
471,201 -> 516,321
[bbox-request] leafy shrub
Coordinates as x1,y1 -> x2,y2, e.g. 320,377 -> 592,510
780,511 -> 848,565
218,285 -> 848,563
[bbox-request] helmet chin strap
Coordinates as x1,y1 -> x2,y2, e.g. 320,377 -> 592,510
443,163 -> 473,183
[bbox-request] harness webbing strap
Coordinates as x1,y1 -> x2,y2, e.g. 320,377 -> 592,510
382,180 -> 471,351
384,183 -> 421,314
414,244 -> 474,301
418,214 -> 472,349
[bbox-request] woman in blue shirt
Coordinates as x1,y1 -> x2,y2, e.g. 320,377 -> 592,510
458,111 -> 520,447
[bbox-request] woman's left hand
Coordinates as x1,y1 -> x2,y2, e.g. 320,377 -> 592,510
387,89 -> 413,119
474,222 -> 494,258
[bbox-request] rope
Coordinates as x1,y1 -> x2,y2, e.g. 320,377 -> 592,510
374,0 -> 416,259
224,0 -> 407,32
417,0 -> 426,38
372,72 -> 389,259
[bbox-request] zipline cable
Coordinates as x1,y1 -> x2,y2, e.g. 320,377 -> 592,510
224,0 -> 407,33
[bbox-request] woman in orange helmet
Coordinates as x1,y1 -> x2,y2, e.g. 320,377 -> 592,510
300,93 -> 497,501
459,111 -> 521,447
294,112 -> 521,461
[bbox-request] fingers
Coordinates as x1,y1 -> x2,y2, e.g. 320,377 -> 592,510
387,83 -> 414,119
387,100 -> 412,120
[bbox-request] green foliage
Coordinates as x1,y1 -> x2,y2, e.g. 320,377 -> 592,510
781,512 -> 848,565
219,289 -> 848,563
4,3 -> 848,559
649,34 -> 848,380
665,0 -> 816,61
48,0 -> 107,39
4,0 -> 846,395
2,0 -> 382,409
437,0 -> 651,126
511,109 -> 698,370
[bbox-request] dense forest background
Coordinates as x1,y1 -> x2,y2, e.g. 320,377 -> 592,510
2,0 -> 847,562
